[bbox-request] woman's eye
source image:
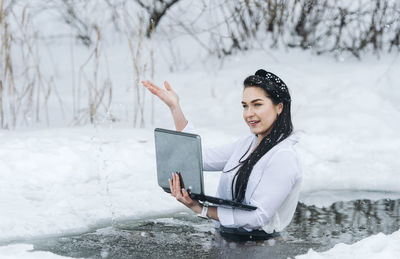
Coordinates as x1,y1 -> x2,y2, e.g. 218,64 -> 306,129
242,105 -> 248,108
254,103 -> 262,106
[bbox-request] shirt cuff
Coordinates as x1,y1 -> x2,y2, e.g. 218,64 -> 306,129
181,121 -> 196,134
217,207 -> 235,227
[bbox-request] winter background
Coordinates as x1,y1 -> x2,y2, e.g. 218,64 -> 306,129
0,0 -> 400,258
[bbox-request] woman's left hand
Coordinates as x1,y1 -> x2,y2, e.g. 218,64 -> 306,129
169,173 -> 202,213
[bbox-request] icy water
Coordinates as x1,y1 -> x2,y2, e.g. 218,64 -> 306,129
15,198 -> 400,258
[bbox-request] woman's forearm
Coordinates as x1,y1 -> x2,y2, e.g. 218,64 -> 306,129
170,105 -> 188,131
206,206 -> 219,221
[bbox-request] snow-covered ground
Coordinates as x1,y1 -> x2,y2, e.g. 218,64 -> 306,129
1,47 -> 399,258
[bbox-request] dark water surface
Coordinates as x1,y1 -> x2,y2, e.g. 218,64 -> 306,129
30,198 -> 400,259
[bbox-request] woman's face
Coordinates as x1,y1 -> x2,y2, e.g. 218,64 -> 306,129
242,87 -> 283,141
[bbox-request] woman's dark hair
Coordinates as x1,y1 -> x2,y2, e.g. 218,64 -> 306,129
229,69 -> 293,203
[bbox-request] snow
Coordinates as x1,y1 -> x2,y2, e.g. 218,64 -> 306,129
0,128 -> 183,240
1,2 -> 400,258
1,48 -> 399,258
296,230 -> 400,259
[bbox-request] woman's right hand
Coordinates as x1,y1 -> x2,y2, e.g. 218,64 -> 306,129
142,80 -> 179,109
142,80 -> 188,131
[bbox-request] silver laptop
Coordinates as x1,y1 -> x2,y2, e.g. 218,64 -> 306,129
154,128 -> 256,211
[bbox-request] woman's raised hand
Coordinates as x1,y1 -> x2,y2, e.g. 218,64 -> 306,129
142,80 -> 187,131
142,80 -> 179,109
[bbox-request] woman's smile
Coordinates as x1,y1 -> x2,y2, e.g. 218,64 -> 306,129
248,120 -> 260,127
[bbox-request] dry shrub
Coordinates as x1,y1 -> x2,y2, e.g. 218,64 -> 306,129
0,1 -> 61,129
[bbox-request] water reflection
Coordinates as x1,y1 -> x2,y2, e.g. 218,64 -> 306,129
288,199 -> 400,246
32,198 -> 400,259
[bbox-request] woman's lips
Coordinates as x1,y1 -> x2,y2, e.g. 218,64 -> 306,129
249,120 -> 260,127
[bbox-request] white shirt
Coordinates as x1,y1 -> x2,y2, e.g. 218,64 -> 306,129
183,123 -> 302,233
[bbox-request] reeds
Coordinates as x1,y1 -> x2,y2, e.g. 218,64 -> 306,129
0,1 -> 62,129
73,25 -> 113,126
1,0 -> 17,129
124,11 -> 154,128
1,1 -> 158,129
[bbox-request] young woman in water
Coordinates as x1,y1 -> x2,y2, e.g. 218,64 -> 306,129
142,69 -> 302,241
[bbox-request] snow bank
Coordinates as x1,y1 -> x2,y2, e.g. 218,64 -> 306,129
0,127 -> 224,242
0,244 -> 75,259
296,230 -> 400,259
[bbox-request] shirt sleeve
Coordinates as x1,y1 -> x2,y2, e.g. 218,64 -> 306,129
202,142 -> 237,171
217,149 -> 300,229
182,121 -> 237,171
181,121 -> 196,134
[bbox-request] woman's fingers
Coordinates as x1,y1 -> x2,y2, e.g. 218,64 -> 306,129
147,81 -> 162,90
164,81 -> 171,91
142,81 -> 161,95
169,178 -> 175,197
170,173 -> 197,208
182,188 -> 190,199
142,80 -> 178,108
173,173 -> 186,202
164,80 -> 178,98
169,173 -> 180,198
174,173 -> 181,197
181,188 -> 196,207
142,81 -> 156,91
142,80 -> 162,92
141,80 -> 152,88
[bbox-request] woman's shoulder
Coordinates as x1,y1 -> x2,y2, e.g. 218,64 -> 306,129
238,134 -> 257,145
233,134 -> 259,153
273,131 -> 300,153
221,133 -> 256,148
260,132 -> 302,168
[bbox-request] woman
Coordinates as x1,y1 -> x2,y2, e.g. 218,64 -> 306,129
142,69 -> 302,241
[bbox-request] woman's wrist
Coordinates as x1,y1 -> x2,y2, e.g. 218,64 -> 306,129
168,103 -> 181,111
190,202 -> 203,214
169,104 -> 188,131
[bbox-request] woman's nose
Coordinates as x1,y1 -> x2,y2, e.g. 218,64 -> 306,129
245,107 -> 255,116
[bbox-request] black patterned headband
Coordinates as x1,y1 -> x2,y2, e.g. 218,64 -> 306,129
245,69 -> 291,103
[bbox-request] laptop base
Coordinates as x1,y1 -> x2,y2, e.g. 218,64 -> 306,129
162,187 -> 257,211
191,193 -> 257,211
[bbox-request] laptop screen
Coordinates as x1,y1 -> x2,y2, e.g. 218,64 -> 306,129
154,128 -> 204,195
